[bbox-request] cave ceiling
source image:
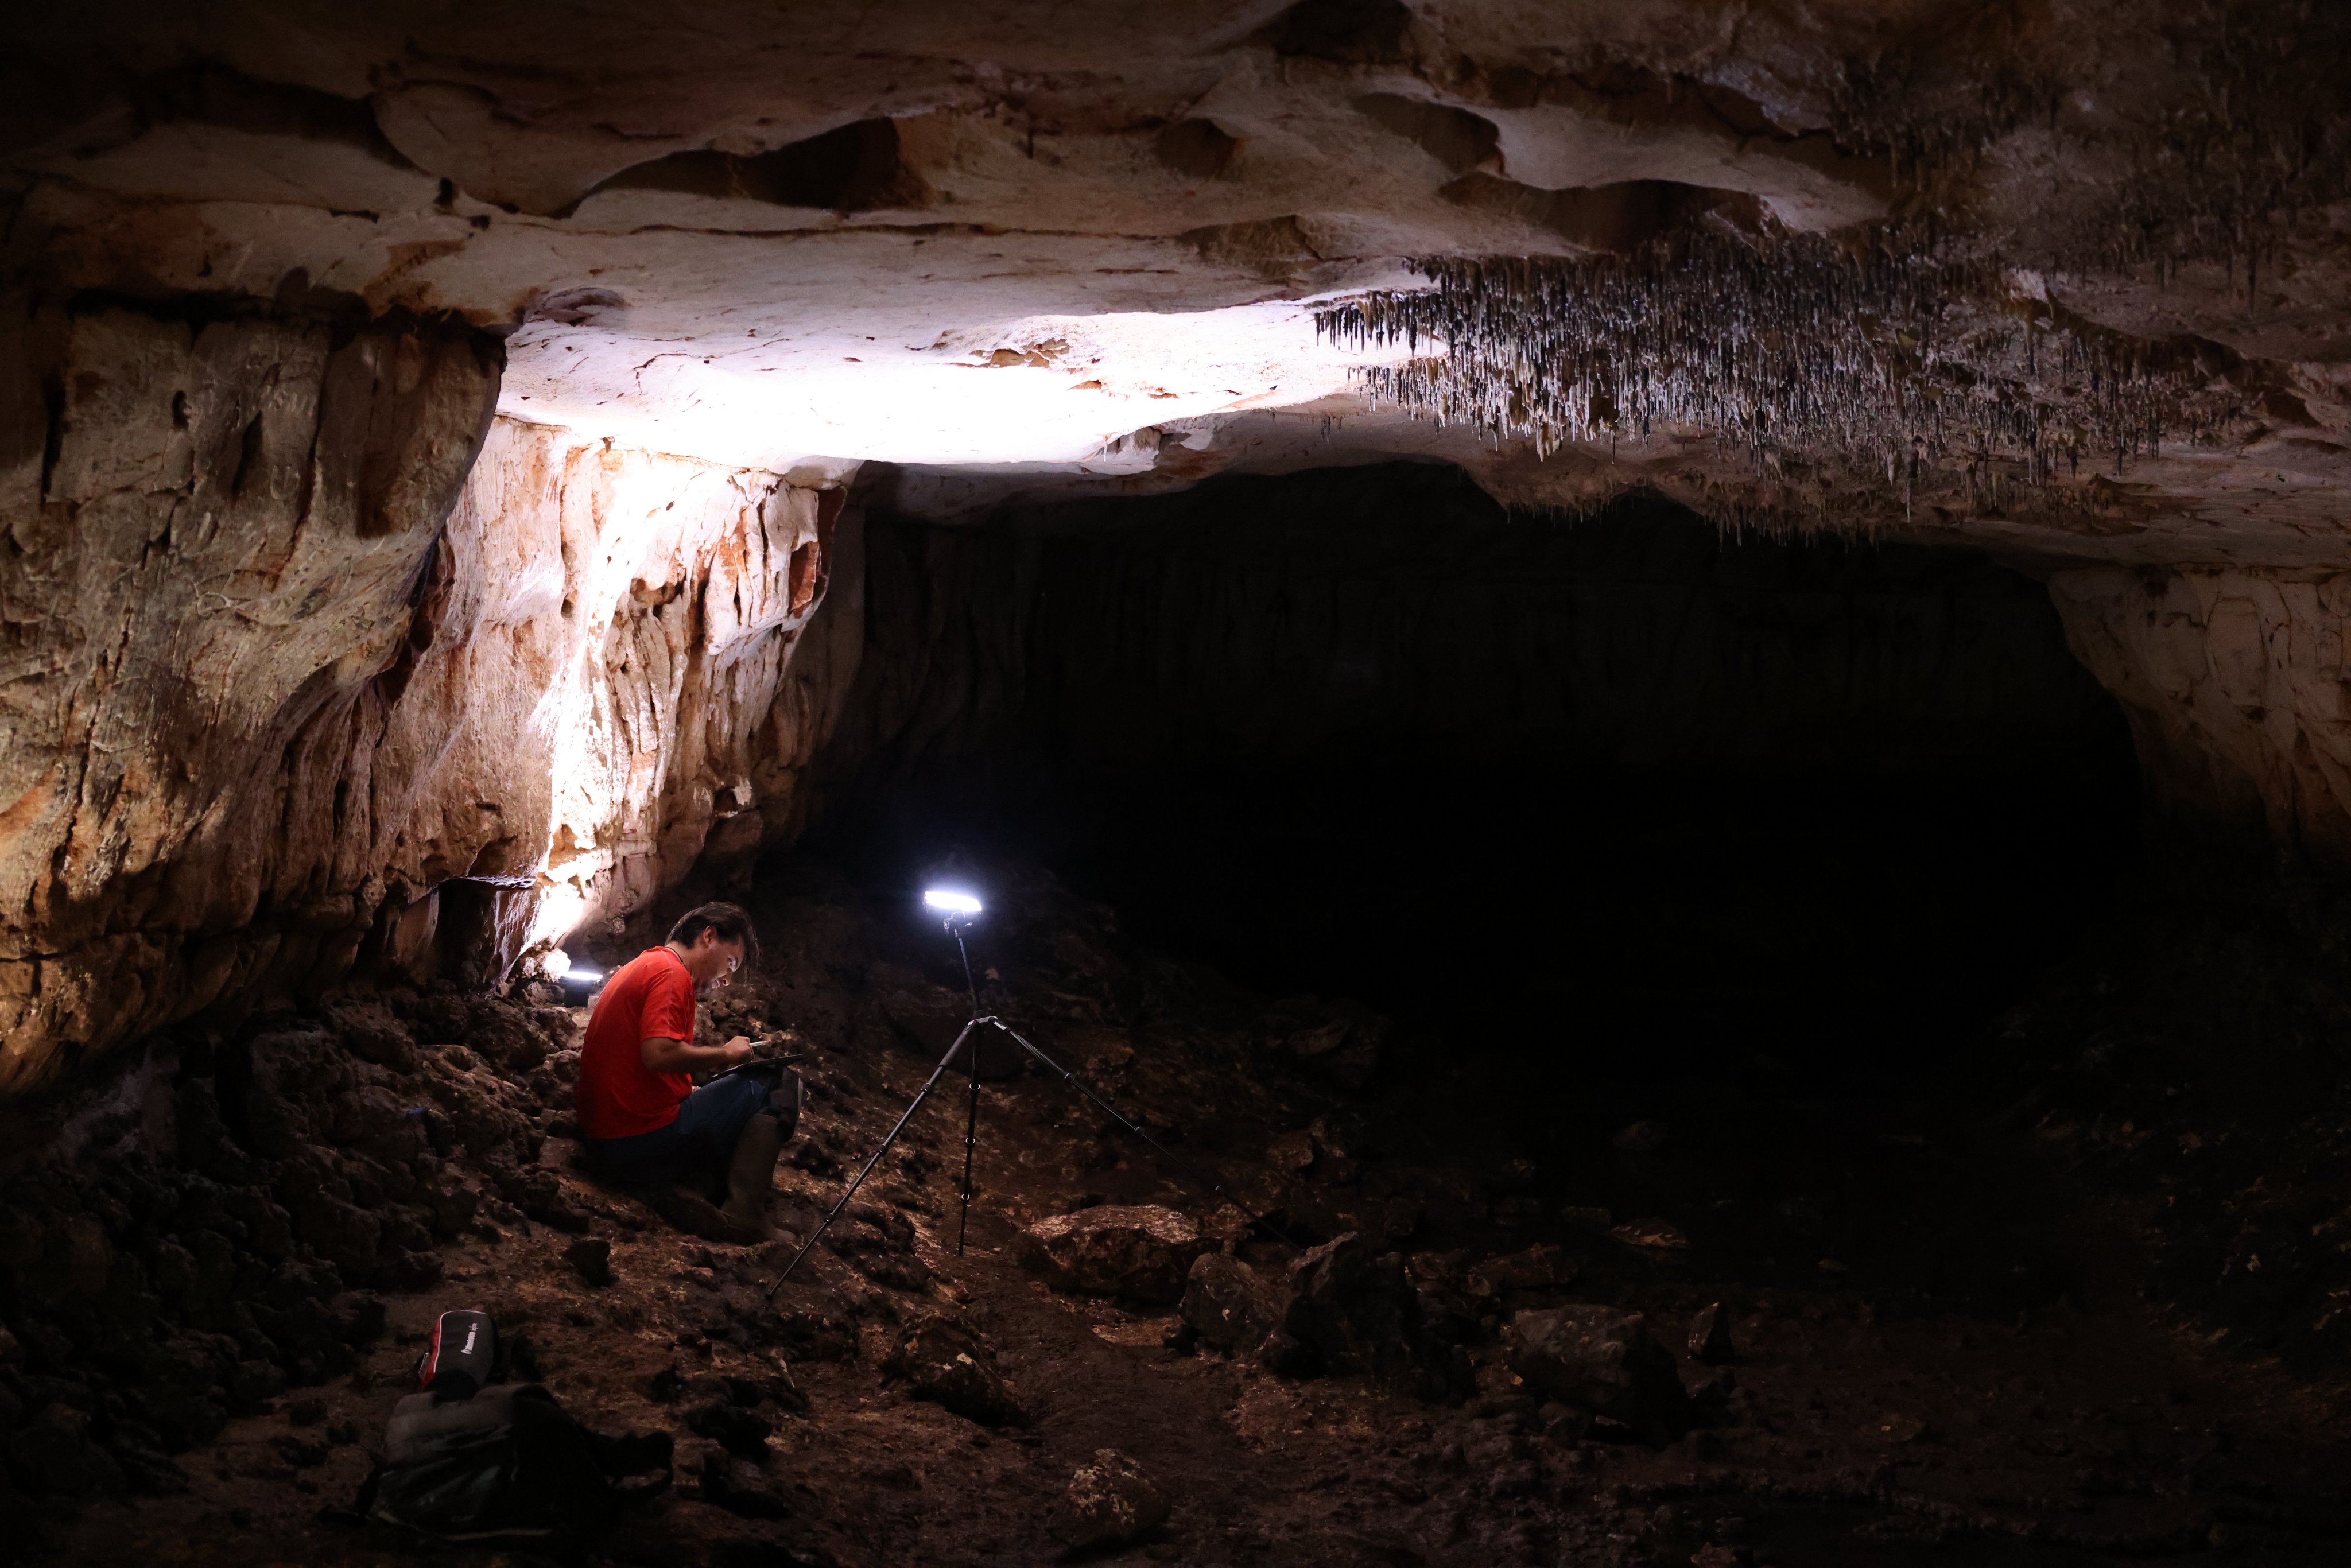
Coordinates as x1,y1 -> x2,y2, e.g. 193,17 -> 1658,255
4,0 -> 2349,553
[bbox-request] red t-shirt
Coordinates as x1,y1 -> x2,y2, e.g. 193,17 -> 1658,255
576,948 -> 697,1139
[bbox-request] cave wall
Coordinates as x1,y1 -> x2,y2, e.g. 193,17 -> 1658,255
2050,566 -> 2351,859
0,297 -> 860,1092
416,416 -> 862,976
0,298 -> 497,1089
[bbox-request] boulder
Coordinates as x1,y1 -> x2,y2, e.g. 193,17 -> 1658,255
464,1000 -> 554,1074
1689,1301 -> 1735,1364
1610,1217 -> 1692,1252
1273,1006 -> 1387,1091
685,1400 -> 774,1457
707,1344 -> 808,1413
1180,1252 -> 1283,1354
1266,1130 -> 1316,1173
827,1201 -> 932,1290
884,1317 -> 1027,1427
400,990 -> 473,1046
1062,1448 -> 1170,1550
321,1001 -> 417,1071
490,1163 -> 590,1234
699,1451 -> 790,1519
1468,1243 -> 1576,1295
1505,1305 -> 1691,1446
1278,1232 -> 1454,1391
1016,1205 -> 1209,1305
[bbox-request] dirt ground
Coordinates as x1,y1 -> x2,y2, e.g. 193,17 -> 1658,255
45,856 -> 2351,1567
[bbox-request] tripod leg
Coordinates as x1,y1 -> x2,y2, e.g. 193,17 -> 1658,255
956,1049 -> 981,1256
765,1019 -> 985,1299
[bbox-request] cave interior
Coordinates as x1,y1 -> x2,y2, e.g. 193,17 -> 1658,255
4,3 -> 2351,1566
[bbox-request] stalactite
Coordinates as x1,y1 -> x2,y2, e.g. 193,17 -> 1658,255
1316,227 -> 2252,526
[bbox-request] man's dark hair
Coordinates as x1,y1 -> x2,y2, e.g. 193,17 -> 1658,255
668,902 -> 759,966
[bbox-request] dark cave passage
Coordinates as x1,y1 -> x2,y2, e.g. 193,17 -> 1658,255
818,463 -> 2144,1103
788,463 -> 2177,1342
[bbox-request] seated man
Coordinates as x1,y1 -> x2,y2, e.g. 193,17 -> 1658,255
575,902 -> 798,1243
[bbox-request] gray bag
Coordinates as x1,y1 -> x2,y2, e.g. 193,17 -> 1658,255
366,1382 -> 672,1545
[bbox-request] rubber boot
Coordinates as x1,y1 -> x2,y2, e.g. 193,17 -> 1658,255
646,1184 -> 765,1247
718,1111 -> 784,1240
767,1070 -> 803,1142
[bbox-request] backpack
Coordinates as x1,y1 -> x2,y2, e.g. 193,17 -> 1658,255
362,1381 -> 673,1546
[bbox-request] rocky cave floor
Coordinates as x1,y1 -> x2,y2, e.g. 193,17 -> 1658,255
20,853 -> 2351,1567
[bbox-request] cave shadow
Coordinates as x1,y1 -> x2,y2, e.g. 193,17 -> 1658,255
804,468 -> 2150,1318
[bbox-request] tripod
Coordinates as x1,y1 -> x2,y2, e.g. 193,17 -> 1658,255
764,914 -> 1266,1298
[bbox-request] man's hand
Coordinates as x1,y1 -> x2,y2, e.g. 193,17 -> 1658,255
639,1034 -> 758,1074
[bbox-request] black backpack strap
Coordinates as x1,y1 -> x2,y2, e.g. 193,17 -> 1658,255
317,1456 -> 386,1529
568,1400 -> 674,1500
352,1456 -> 384,1516
508,1385 -> 674,1511
606,1437 -> 674,1502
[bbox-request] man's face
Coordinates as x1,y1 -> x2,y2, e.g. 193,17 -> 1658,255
686,933 -> 745,989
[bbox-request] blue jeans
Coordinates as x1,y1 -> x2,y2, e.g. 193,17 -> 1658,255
591,1072 -> 771,1189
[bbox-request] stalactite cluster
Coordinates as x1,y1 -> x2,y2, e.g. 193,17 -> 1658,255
1316,231 -> 2255,525
2092,0 -> 2351,280
1825,0 -> 2350,274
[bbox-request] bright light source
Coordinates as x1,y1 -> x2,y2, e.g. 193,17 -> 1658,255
924,889 -> 983,916
543,949 -> 571,980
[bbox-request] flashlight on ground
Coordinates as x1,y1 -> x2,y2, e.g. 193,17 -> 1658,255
548,948 -> 605,1002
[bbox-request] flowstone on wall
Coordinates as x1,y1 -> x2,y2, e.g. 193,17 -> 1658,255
0,297 -> 863,1090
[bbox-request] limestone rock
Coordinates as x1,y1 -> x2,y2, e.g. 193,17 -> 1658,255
319,1002 -> 418,1071
1062,1448 -> 1170,1551
698,1451 -> 790,1519
884,1317 -> 1027,1428
699,1345 -> 808,1415
1016,1205 -> 1209,1305
684,1401 -> 774,1458
1689,1301 -> 1735,1364
829,1200 -> 932,1291
1270,1001 -> 1389,1091
1506,1305 -> 1692,1447
1277,1232 -> 1457,1394
1469,1243 -> 1577,1296
463,999 -> 554,1074
1180,1252 -> 1283,1354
